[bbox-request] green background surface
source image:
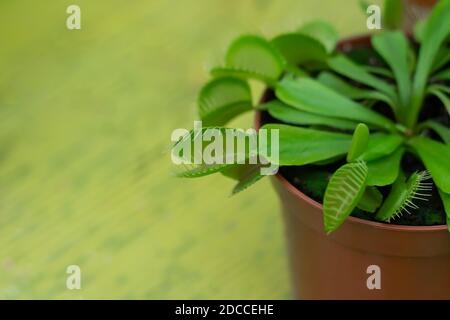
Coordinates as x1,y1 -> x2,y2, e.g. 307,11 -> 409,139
0,0 -> 377,299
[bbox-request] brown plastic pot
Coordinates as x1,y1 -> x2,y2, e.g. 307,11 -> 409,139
257,35 -> 450,300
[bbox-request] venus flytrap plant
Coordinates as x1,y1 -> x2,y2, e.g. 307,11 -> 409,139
173,0 -> 450,233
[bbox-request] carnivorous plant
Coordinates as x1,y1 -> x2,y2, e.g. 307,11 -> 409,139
172,0 -> 450,233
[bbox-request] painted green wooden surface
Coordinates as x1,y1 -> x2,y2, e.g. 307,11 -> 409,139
0,0 -> 372,299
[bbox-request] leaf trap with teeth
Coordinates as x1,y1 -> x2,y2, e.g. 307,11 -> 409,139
376,171 -> 433,222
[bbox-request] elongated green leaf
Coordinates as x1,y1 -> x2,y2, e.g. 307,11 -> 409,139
366,147 -> 404,186
363,66 -> 394,79
198,77 -> 252,126
317,72 -> 396,109
438,189 -> 450,231
357,186 -> 383,213
433,68 -> 450,81
323,161 -> 368,233
429,84 -> 450,95
275,78 -> 397,131
225,35 -> 285,82
415,0 -> 450,80
419,120 -> 450,144
407,46 -> 417,74
328,55 -> 397,102
317,72 -> 366,98
414,18 -> 427,42
347,123 -> 369,162
265,100 -> 361,130
376,171 -> 432,222
260,124 -> 352,165
408,0 -> 450,127
361,133 -> 404,161
427,85 -> 450,115
271,33 -> 327,67
383,0 -> 403,29
408,136 -> 450,193
372,31 -> 411,110
298,21 -> 339,53
376,171 -> 405,221
210,67 -> 276,86
432,48 -> 450,73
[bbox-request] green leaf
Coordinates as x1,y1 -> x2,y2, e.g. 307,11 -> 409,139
366,147 -> 404,186
429,84 -> 450,95
432,48 -> 450,73
265,100 -> 361,130
376,171 -> 432,222
284,65 -> 309,78
383,0 -> 403,29
175,162 -> 233,178
328,55 -> 397,103
408,136 -> 450,193
427,85 -> 450,115
271,33 -> 327,67
221,163 -> 267,194
198,77 -> 252,126
438,189 -> 450,231
317,72 -> 396,110
357,186 -> 383,213
317,72 -> 366,98
414,18 -> 427,42
419,120 -> 450,144
372,31 -> 411,110
172,127 -> 256,178
323,161 -> 368,234
210,66 -> 276,86
298,21 -> 339,53
433,68 -> 450,81
407,45 -> 417,74
260,124 -> 352,165
408,0 -> 450,127
347,123 -> 370,162
363,66 -> 394,79
275,78 -> 397,131
361,133 -> 404,161
231,164 -> 266,195
225,35 -> 285,82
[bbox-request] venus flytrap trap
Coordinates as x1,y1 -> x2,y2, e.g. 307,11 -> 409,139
171,123 -> 280,194
376,171 -> 433,222
172,0 -> 450,234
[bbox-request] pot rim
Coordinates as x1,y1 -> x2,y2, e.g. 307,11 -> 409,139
255,33 -> 448,232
